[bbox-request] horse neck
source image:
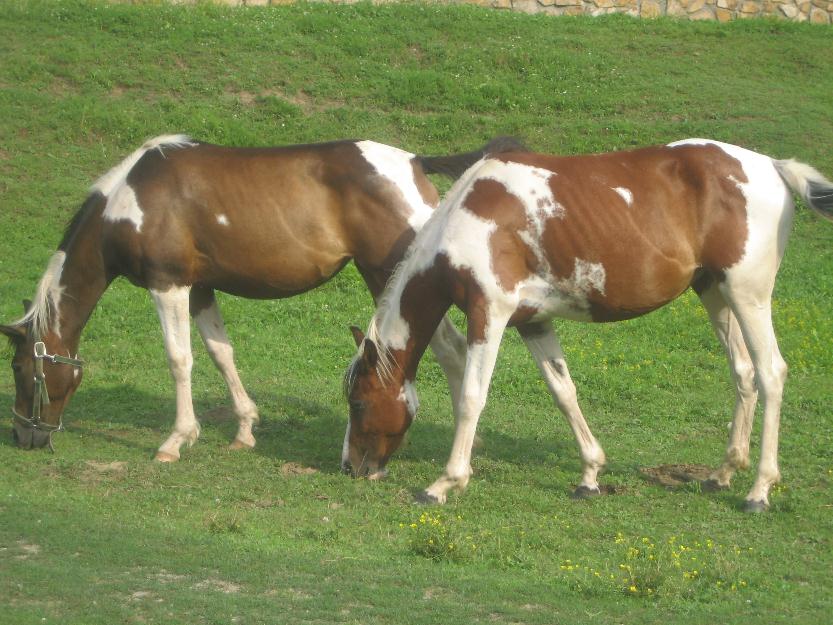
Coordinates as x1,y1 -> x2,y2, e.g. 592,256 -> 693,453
27,211 -> 110,353
372,260 -> 452,382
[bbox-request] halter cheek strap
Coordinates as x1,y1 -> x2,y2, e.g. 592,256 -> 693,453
11,340 -> 84,452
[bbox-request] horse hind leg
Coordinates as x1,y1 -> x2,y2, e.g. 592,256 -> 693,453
150,285 -> 199,462
190,287 -> 259,450
719,280 -> 788,512
696,283 -> 758,491
518,322 -> 606,497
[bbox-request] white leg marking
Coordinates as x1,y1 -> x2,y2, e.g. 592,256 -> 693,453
719,283 -> 786,507
424,313 -> 510,503
151,286 -> 198,461
520,323 -> 606,491
193,298 -> 259,449
612,186 -> 633,206
698,285 -> 758,487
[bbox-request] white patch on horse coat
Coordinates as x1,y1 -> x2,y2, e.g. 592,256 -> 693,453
355,141 -> 435,231
398,380 -> 420,416
613,186 -> 633,206
216,214 -> 230,226
15,251 -> 67,337
103,184 -> 143,232
91,134 -> 194,196
478,159 -> 562,226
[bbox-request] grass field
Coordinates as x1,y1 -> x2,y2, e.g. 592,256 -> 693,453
1,2 -> 832,624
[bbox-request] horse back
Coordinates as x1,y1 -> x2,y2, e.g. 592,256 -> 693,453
444,141 -> 788,323
97,140 -> 435,296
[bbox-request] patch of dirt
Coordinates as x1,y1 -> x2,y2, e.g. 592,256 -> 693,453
193,578 -> 242,594
229,87 -> 343,114
85,461 -> 127,473
640,463 -> 714,489
280,462 -> 318,477
13,540 -> 41,560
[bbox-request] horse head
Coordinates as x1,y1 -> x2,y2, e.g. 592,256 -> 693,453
342,326 -> 415,480
1,301 -> 83,450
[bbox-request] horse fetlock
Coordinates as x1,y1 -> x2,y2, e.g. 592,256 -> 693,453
155,450 -> 180,463
726,447 -> 750,471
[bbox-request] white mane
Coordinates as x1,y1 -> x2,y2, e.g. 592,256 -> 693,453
14,251 -> 66,338
345,157 -> 490,389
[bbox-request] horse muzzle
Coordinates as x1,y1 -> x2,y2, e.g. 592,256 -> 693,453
12,420 -> 54,449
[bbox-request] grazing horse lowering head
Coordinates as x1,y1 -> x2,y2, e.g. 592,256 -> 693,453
343,326 -> 417,479
2,300 -> 83,449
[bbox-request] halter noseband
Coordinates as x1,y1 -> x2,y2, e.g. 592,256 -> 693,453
12,339 -> 84,452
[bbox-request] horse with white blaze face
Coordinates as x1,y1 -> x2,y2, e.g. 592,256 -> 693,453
344,139 -> 833,512
1,134 -> 521,457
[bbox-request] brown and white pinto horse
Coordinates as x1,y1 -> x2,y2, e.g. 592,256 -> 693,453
1,135 -> 518,457
345,139 -> 833,512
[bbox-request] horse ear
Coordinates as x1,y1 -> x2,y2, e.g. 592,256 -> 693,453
0,325 -> 25,341
362,338 -> 379,370
22,299 -> 32,313
350,325 -> 365,348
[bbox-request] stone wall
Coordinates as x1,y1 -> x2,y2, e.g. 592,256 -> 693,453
161,0 -> 833,24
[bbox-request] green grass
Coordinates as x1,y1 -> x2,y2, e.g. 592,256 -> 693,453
1,2 -> 832,624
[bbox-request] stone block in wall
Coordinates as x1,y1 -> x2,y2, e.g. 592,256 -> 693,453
691,6 -> 716,16
739,0 -> 761,12
553,0 -> 582,6
779,3 -> 800,15
715,5 -> 734,17
593,0 -> 616,8
809,5 -> 831,19
511,0 -> 542,12
716,0 -> 738,9
687,0 -> 706,11
640,0 -> 664,16
667,0 -> 687,14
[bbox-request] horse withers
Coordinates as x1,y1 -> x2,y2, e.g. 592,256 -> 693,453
1,135 -> 522,458
344,139 -> 833,512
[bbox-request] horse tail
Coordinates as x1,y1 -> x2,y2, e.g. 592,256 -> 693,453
417,136 -> 530,179
774,159 -> 833,222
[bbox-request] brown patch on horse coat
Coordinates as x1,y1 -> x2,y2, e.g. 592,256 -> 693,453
495,144 -> 749,321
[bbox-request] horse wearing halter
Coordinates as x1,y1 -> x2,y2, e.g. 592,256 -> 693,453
11,333 -> 83,451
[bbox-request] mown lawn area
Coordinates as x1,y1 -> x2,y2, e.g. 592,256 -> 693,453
1,2 -> 831,624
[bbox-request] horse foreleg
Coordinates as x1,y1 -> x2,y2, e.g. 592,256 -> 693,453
697,284 -> 758,490
421,311 -> 509,504
150,285 -> 198,462
191,288 -> 259,450
518,322 -> 606,497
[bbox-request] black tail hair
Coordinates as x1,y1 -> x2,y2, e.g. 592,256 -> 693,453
417,136 -> 530,179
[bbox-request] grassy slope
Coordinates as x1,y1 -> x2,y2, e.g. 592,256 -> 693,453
1,2 -> 832,624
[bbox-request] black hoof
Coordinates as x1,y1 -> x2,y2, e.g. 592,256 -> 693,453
413,490 -> 442,505
742,499 -> 768,513
571,485 -> 601,499
700,479 -> 729,493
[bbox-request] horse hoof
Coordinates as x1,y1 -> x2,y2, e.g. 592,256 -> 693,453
413,490 -> 443,505
229,439 -> 254,451
571,485 -> 601,499
155,451 -> 179,463
742,499 -> 768,513
700,478 -> 729,493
